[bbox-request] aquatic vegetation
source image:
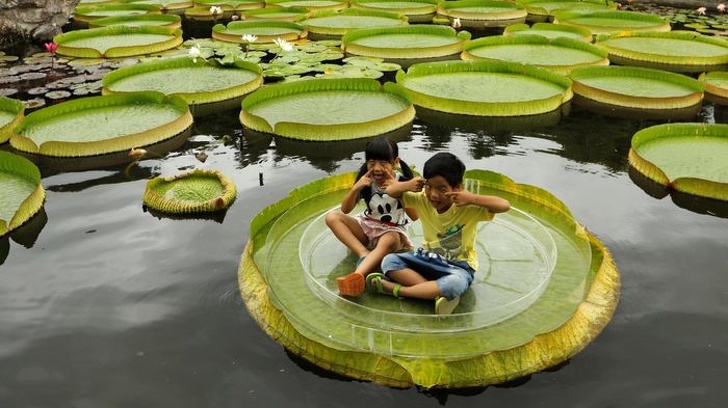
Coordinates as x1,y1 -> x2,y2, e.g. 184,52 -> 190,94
0,151 -> 45,237
143,168 -> 237,214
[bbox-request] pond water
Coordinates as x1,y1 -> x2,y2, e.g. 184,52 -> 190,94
1,100 -> 727,406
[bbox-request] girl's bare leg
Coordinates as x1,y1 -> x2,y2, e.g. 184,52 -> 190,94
325,210 -> 368,257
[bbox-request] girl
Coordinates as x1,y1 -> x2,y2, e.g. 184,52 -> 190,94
325,137 -> 418,297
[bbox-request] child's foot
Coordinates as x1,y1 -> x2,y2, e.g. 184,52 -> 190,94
337,273 -> 365,297
435,296 -> 460,315
366,273 -> 402,298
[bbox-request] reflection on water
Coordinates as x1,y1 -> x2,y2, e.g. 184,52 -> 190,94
1,99 -> 727,407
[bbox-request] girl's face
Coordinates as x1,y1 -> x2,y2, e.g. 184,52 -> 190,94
366,158 -> 397,184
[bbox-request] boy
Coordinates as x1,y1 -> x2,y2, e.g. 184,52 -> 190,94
369,152 -> 510,315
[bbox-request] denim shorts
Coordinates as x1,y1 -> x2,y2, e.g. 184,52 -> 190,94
381,248 -> 475,300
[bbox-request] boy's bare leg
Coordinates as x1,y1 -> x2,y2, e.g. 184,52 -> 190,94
380,269 -> 441,300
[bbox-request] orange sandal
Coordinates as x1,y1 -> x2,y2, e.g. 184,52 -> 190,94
337,273 -> 365,297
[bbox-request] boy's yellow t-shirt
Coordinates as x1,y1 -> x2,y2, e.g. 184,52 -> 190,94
402,191 -> 494,271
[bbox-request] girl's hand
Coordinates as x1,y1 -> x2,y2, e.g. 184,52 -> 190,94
378,167 -> 397,188
408,177 -> 425,192
354,170 -> 372,190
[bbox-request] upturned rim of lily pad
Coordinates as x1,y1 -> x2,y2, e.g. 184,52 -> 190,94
239,77 -> 415,140
101,57 -> 264,116
0,96 -> 24,144
10,91 -> 193,157
0,151 -> 45,237
265,0 -> 349,11
73,3 -> 163,25
517,0 -> 616,23
238,169 -> 620,389
395,60 -> 573,116
241,6 -> 311,21
143,168 -> 237,214
629,123 -> 728,201
53,25 -> 184,58
596,31 -> 728,73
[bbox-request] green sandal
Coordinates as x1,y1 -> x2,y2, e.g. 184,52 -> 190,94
366,273 -> 402,299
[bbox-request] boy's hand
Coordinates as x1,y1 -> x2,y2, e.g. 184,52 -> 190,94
445,190 -> 474,206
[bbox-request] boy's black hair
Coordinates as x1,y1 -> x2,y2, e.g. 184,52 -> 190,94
423,152 -> 465,187
355,137 -> 413,203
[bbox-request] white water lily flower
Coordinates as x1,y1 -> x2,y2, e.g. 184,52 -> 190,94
697,6 -> 707,15
210,6 -> 223,15
718,3 -> 726,13
242,34 -> 258,43
188,44 -> 203,62
452,18 -> 461,29
273,38 -> 294,52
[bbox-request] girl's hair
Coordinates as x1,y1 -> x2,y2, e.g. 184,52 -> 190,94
356,137 -> 414,181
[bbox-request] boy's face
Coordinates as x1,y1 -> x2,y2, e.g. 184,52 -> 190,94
424,175 -> 460,213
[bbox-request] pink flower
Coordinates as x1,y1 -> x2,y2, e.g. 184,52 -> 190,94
44,42 -> 58,54
697,6 -> 707,15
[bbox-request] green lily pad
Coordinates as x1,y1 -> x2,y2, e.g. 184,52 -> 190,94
299,8 -> 409,39
699,71 -> 728,105
102,57 -> 263,116
436,0 -> 528,28
54,25 -> 184,58
342,25 -> 470,68
0,96 -> 24,144
596,31 -> 728,73
503,22 -> 593,42
265,0 -> 349,11
89,13 -> 183,29
517,0 -> 616,23
0,151 -> 45,237
552,10 -> 671,35
239,170 -> 619,388
568,65 -> 703,120
143,168 -> 237,214
629,123 -> 728,201
73,3 -> 162,27
241,6 -> 310,21
240,77 -> 415,140
212,20 -> 308,43
395,60 -> 572,116
10,91 -> 193,157
350,0 -> 439,23
462,34 -> 608,75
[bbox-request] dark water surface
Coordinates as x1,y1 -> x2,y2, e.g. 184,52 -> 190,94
1,105 -> 727,407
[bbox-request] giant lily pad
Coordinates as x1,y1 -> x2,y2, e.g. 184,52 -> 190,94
53,25 -> 184,58
350,0 -> 439,23
0,96 -> 24,144
517,0 -> 616,23
552,10 -> 671,35
73,3 -> 162,28
396,60 -> 572,116
503,22 -> 593,42
0,151 -> 45,237
212,21 -> 308,43
240,78 -> 415,140
121,0 -> 194,15
462,34 -> 608,75
241,6 -> 310,21
596,31 -> 728,74
10,91 -> 193,157
143,168 -> 237,214
699,71 -> 728,106
341,25 -> 471,68
568,65 -> 703,120
265,0 -> 349,12
239,170 -> 620,388
102,57 -> 263,116
298,8 -> 409,39
629,123 -> 728,202
89,13 -> 183,29
436,0 -> 528,28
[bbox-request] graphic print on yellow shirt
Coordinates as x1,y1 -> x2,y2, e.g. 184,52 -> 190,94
403,191 -> 493,271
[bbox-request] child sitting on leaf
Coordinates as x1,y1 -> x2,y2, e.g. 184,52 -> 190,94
370,152 -> 511,315
325,137 -> 418,297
